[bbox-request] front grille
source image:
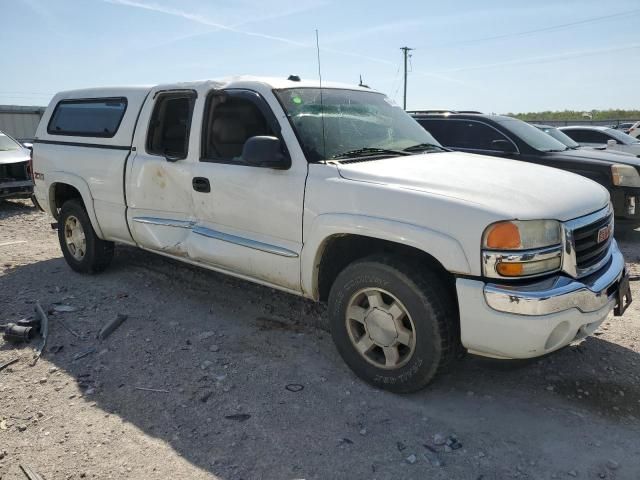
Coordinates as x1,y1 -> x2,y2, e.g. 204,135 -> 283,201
573,212 -> 613,270
0,161 -> 30,182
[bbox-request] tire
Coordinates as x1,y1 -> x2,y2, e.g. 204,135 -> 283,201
328,255 -> 458,393
58,199 -> 114,273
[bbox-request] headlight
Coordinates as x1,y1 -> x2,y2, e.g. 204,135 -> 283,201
611,164 -> 640,187
483,220 -> 561,250
482,220 -> 562,279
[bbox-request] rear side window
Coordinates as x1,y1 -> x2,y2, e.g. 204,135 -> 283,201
146,92 -> 196,159
47,98 -> 127,137
419,119 -> 509,150
564,129 -> 609,144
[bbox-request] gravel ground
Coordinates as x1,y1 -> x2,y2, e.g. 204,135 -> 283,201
1,199 -> 639,480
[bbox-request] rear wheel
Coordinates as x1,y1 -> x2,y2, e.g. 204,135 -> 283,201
58,199 -> 114,273
328,255 -> 458,393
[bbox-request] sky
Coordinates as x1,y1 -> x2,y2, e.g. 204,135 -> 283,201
1,0 -> 639,113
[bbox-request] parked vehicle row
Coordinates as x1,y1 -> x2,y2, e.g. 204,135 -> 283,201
410,111 -> 640,224
613,121 -> 640,137
31,76 -> 631,392
559,126 -> 640,157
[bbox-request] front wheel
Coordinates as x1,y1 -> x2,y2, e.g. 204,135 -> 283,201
58,199 -> 114,273
328,255 -> 458,393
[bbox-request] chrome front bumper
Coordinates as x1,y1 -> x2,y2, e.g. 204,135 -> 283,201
484,241 -> 625,316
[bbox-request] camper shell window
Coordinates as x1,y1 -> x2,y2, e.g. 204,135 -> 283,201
47,98 -> 128,137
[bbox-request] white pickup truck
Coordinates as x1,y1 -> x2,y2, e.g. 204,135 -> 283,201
33,76 -> 631,392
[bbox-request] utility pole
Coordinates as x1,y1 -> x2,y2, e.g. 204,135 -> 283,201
400,46 -> 414,110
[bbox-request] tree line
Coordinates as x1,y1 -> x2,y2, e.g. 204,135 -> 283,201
508,110 -> 640,121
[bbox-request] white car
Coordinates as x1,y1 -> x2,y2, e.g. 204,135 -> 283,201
559,126 -> 640,157
32,76 -> 631,392
627,121 -> 640,139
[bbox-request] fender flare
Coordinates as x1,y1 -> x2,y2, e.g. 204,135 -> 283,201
301,213 -> 471,299
47,171 -> 105,239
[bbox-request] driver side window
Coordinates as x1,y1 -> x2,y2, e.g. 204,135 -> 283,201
201,91 -> 277,164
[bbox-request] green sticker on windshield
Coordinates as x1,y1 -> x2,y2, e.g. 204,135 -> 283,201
292,96 -> 302,104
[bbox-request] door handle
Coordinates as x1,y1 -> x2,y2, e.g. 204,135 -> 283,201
192,177 -> 211,193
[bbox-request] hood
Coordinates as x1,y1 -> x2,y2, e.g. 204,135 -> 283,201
563,147 -> 640,166
336,151 -> 609,222
0,148 -> 30,165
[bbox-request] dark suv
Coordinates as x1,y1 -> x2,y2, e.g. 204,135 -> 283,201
410,111 -> 640,224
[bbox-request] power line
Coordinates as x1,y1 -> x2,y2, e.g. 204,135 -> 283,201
423,8 -> 640,49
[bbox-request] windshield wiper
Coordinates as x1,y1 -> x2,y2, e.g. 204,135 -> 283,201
330,147 -> 410,160
402,143 -> 447,153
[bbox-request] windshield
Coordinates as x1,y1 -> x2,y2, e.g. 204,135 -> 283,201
497,118 -> 568,152
274,88 -> 442,161
605,128 -> 640,144
0,133 -> 21,151
536,126 -> 580,148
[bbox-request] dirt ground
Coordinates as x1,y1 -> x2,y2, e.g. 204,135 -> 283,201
1,199 -> 639,480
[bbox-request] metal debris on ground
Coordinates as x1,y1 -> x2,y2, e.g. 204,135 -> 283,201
1,323 -> 35,343
285,383 -> 304,392
134,386 -> 169,393
97,313 -> 128,340
423,444 -> 445,467
19,464 -> 45,480
224,414 -> 251,422
32,302 -> 49,364
57,317 -> 80,338
51,303 -> 78,313
0,357 -> 19,373
72,347 -> 96,362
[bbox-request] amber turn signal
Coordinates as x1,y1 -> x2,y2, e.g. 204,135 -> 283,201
496,262 -> 524,276
485,222 -> 521,249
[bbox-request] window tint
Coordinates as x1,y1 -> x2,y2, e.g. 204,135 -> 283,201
47,98 -> 127,137
420,119 -> 510,150
147,93 -> 195,159
202,92 -> 276,163
564,129 -> 609,144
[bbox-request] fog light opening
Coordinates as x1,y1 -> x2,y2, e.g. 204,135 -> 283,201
544,321 -> 571,351
626,195 -> 636,215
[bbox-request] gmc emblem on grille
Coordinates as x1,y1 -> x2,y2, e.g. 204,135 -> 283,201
597,225 -> 611,244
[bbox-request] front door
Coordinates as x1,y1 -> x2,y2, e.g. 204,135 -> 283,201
189,89 -> 306,292
126,89 -> 197,257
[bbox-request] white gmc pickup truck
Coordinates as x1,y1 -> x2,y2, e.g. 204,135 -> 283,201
33,76 -> 631,392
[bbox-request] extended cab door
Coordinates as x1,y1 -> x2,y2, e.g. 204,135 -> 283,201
126,89 -> 197,256
188,88 -> 306,292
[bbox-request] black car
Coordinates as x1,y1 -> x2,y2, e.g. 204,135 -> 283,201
410,111 -> 640,224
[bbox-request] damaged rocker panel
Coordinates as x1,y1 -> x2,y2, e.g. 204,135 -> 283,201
132,216 -> 298,258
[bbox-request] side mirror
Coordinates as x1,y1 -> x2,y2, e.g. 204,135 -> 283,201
22,142 -> 33,151
491,139 -> 516,154
242,136 -> 291,170
607,139 -> 617,147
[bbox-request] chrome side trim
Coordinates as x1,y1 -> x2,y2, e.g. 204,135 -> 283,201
484,240 -> 624,316
482,245 -> 562,279
132,217 -> 299,258
132,217 -> 194,229
192,226 -> 298,258
561,204 -> 612,278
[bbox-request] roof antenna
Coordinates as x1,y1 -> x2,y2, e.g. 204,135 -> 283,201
315,29 -> 327,161
358,75 -> 370,89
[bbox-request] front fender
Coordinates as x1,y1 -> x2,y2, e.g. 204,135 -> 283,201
301,213 -> 471,299
47,171 -> 105,239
